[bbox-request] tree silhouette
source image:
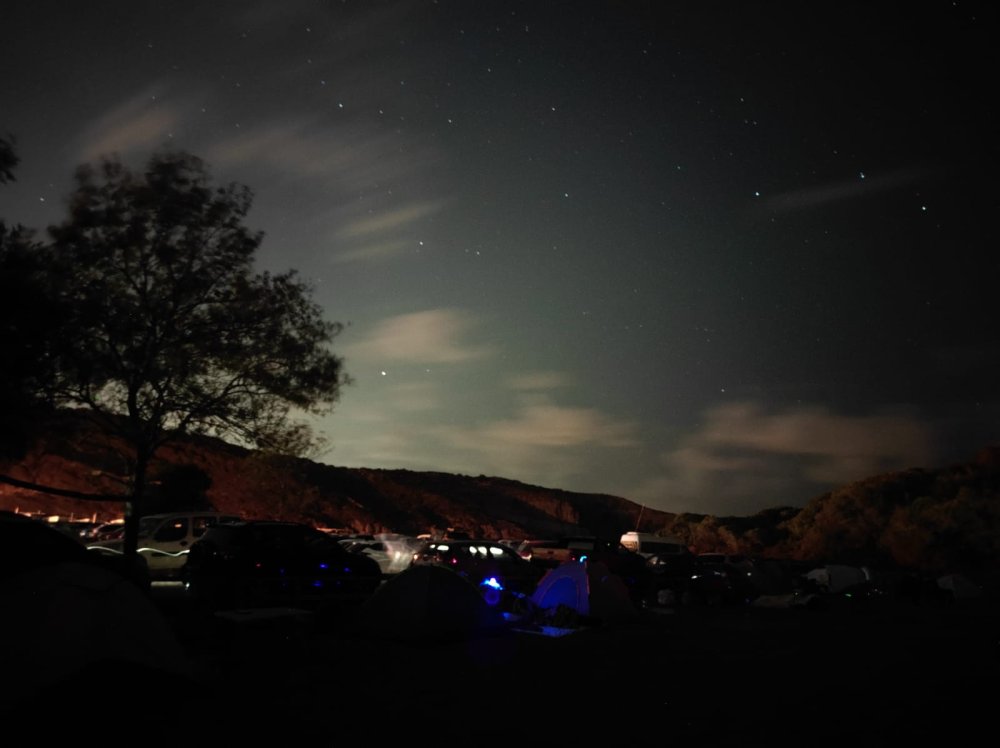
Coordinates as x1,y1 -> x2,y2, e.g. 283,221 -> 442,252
146,463 -> 214,514
39,150 -> 349,560
0,136 -> 64,460
0,134 -> 18,184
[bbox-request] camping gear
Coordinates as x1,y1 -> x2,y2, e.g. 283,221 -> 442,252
529,559 -> 639,624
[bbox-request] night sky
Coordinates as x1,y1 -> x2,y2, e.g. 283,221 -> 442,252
2,1 -> 997,516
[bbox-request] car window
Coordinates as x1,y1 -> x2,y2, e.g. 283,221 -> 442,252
192,516 -> 214,538
138,516 -> 162,538
154,517 -> 188,542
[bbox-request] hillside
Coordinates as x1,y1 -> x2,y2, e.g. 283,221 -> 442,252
2,410 -> 998,577
0,410 -> 675,540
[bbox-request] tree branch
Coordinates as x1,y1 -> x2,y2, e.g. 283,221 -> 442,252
0,473 -> 126,502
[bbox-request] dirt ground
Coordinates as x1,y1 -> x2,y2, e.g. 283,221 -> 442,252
151,588 -> 997,745
9,578 -> 994,745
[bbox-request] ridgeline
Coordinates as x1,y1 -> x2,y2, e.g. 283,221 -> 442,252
2,410 -> 997,578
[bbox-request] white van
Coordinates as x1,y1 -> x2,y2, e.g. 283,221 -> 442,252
620,531 -> 689,559
88,511 -> 240,579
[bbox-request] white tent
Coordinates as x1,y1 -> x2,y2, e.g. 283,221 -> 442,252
803,564 -> 869,594
937,573 -> 982,600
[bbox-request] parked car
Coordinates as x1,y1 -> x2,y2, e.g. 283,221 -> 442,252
181,520 -> 383,610
2,510 -> 148,590
683,553 -> 758,606
84,520 -> 126,542
410,539 -> 546,605
620,531 -> 689,559
341,536 -> 418,576
87,511 -> 241,580
645,546 -> 697,604
515,538 -> 557,562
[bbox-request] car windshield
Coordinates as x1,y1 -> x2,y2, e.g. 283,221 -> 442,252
137,516 -> 162,538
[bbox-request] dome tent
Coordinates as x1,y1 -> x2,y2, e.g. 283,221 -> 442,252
349,564 -> 506,642
529,559 -> 639,625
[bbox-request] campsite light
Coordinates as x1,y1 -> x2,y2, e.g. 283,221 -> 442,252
578,554 -> 588,564
480,576 -> 503,606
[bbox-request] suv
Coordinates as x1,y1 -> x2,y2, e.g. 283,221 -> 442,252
182,520 -> 383,610
411,539 -> 546,602
87,511 -> 240,580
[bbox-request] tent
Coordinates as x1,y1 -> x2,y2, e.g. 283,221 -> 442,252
803,564 -> 870,594
529,560 -> 638,624
1,512 -> 201,722
937,573 -> 982,601
349,564 -> 506,642
0,559 -> 200,716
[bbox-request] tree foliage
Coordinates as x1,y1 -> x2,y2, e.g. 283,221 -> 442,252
0,230 -> 62,459
0,136 -> 64,459
0,134 -> 18,184
46,151 -> 347,449
33,150 -> 349,555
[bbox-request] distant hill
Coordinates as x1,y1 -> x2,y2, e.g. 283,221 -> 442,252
2,410 -> 997,577
0,410 -> 675,540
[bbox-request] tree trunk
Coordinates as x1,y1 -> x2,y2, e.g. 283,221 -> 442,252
122,450 -> 150,569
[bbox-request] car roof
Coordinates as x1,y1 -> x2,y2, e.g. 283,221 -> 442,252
141,511 -> 237,519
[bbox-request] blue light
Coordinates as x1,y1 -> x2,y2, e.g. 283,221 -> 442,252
480,576 -> 503,606
318,562 -> 329,570
578,554 -> 588,563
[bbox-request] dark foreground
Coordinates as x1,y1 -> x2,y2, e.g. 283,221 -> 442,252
15,581 -> 993,746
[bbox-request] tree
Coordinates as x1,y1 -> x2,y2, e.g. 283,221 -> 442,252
0,136 -> 65,460
39,150 -> 349,560
0,134 -> 18,184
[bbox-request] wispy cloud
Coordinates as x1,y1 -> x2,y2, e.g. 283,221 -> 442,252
414,398 -> 639,488
382,381 -> 442,413
337,201 -> 446,240
321,386 -> 637,492
344,309 -> 495,364
331,200 -> 448,262
629,401 -> 933,515
506,371 -> 572,391
206,119 -> 439,187
331,239 -> 412,263
231,0 -> 423,60
696,401 -> 932,481
77,86 -> 186,163
761,168 -> 925,213
204,118 -> 448,264
476,403 -> 637,449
